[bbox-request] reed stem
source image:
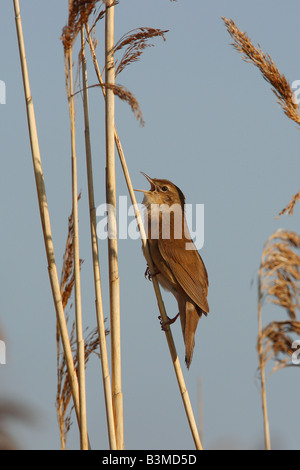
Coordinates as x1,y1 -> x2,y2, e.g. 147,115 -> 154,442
80,27 -> 117,450
13,0 -> 82,433
66,45 -> 89,450
105,2 -> 124,450
257,283 -> 271,450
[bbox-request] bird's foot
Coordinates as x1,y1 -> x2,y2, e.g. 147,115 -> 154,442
158,313 -> 180,331
144,265 -> 160,281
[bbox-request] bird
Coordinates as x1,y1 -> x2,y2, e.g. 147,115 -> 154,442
135,173 -> 209,368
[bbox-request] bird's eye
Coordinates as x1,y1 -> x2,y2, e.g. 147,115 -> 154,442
161,186 -> 168,192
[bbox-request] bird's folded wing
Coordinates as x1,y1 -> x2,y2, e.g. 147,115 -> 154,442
158,238 -> 209,313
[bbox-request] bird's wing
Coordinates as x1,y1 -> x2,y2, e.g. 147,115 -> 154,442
158,237 -> 209,313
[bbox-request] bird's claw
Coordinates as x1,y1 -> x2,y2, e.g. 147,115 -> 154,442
144,266 -> 152,281
158,313 -> 180,331
144,265 -> 160,281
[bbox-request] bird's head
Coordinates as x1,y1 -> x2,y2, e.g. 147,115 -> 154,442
135,173 -> 186,210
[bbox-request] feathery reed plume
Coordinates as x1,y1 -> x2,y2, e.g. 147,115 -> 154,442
85,23 -> 145,126
85,23 -> 203,451
73,82 -> 145,126
89,6 -> 105,33
107,83 -> 144,125
62,0 -> 120,52
222,17 -> 300,126
222,18 -> 300,226
260,320 -> 300,375
113,27 -> 168,76
89,1 -> 119,35
60,194 -> 82,310
62,0 -> 103,52
257,229 -> 300,449
258,229 -> 300,321
277,189 -> 300,218
81,21 -> 151,125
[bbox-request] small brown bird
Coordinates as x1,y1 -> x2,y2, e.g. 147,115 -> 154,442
135,173 -> 209,368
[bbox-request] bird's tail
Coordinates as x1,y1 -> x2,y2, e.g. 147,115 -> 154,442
179,299 -> 202,369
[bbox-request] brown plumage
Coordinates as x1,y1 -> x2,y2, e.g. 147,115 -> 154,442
136,173 -> 209,368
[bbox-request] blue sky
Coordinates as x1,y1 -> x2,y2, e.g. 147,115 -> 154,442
0,0 -> 299,449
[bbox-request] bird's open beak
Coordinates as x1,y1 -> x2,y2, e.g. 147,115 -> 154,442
134,172 -> 156,194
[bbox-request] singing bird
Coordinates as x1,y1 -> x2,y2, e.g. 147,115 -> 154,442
135,173 -> 209,368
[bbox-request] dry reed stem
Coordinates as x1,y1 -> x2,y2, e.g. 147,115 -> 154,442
222,17 -> 300,126
83,23 -> 145,125
57,199 -> 109,448
105,1 -> 124,450
57,320 -> 106,448
13,0 -> 83,434
80,26 -> 117,450
257,293 -> 271,450
85,24 -> 203,451
57,323 -> 106,449
65,18 -> 89,447
56,197 -> 81,449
